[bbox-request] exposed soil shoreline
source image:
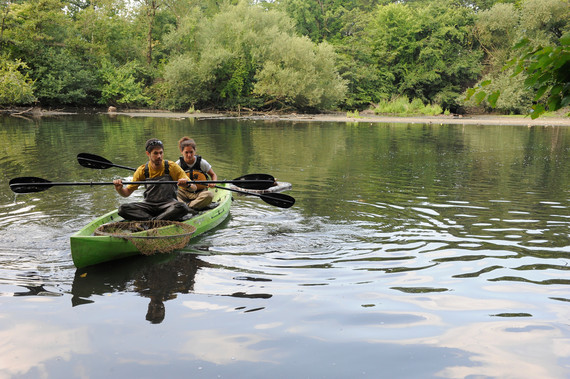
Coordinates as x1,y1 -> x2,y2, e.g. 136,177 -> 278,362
4,107 -> 570,126
121,110 -> 570,126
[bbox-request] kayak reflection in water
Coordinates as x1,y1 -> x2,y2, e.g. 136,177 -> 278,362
71,254 -> 204,324
112,138 -> 193,221
71,253 -> 274,324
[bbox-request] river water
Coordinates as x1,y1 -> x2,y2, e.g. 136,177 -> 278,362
0,114 -> 569,378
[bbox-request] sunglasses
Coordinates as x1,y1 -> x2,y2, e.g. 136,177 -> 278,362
145,139 -> 163,151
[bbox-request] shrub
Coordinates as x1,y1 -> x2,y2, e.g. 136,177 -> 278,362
0,58 -> 35,105
374,96 -> 444,116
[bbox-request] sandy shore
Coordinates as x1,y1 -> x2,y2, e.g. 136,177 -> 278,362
114,110 -> 570,127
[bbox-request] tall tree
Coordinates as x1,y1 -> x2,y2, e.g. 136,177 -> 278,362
135,0 -> 163,65
271,0 -> 376,43
2,0 -> 100,105
73,0 -> 140,64
364,0 -> 482,111
159,1 -> 346,110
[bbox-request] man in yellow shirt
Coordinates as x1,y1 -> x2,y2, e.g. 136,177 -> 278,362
112,138 -> 196,221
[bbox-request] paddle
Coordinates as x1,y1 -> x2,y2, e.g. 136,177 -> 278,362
77,153 -> 137,171
77,153 -> 275,190
213,185 -> 295,208
10,177 -> 296,208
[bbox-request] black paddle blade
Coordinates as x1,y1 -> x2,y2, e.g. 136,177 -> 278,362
77,153 -> 114,169
9,177 -> 52,193
232,173 -> 276,190
259,192 -> 295,208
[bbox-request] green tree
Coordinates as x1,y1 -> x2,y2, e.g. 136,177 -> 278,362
73,0 -> 142,65
3,0 -> 100,105
270,0 -> 376,43
133,0 -> 164,65
473,3 -> 519,67
0,56 -> 35,105
32,47 -> 99,105
159,1 -> 346,111
254,36 -> 346,109
364,0 -> 482,111
99,60 -> 151,106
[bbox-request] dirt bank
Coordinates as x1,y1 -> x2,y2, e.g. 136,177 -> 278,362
115,110 -> 570,127
5,107 -> 570,126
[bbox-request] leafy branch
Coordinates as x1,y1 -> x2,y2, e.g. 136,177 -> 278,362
466,32 -> 570,118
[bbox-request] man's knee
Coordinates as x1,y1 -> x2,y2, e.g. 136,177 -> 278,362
117,204 -> 130,218
173,202 -> 190,211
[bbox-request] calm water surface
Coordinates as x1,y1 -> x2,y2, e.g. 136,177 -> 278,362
0,115 -> 569,378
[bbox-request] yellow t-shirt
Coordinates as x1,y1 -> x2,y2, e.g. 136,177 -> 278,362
127,160 -> 189,190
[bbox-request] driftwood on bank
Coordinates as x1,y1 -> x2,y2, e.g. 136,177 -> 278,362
0,107 -> 45,118
0,107 -> 80,118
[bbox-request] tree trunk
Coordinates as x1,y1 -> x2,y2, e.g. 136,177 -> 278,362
146,0 -> 158,65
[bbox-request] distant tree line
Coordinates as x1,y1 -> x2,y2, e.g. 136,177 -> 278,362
0,0 -> 568,115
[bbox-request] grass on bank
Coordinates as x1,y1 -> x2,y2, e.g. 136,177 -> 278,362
373,97 -> 449,116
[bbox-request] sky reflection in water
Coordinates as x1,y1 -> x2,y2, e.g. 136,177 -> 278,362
0,115 -> 568,378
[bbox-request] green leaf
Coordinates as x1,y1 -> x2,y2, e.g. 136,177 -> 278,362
480,80 -> 491,88
530,104 -> 545,119
474,91 -> 486,105
511,63 -> 524,77
552,52 -> 570,69
503,58 -> 517,70
534,85 -> 549,101
538,72 -> 553,85
465,87 -> 476,101
513,38 -> 530,50
488,91 -> 500,108
547,94 -> 561,111
551,84 -> 562,96
534,46 -> 553,59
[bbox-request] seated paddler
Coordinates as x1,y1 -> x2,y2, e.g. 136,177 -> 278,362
175,136 -> 218,211
112,138 -> 197,221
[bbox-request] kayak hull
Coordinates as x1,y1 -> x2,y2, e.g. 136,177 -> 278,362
70,185 -> 232,268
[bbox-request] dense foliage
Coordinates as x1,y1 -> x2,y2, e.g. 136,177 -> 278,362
0,0 -> 568,116
159,2 -> 346,110
465,0 -> 569,116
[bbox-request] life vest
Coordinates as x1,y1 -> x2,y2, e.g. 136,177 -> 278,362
178,155 -> 209,191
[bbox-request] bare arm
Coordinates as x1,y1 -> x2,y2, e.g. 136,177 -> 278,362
207,168 -> 217,188
113,179 -> 135,197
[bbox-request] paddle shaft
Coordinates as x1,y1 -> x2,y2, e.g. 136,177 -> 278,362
10,180 -> 267,188
10,180 -> 294,207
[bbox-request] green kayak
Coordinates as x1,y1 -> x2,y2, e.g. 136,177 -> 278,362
70,185 -> 232,268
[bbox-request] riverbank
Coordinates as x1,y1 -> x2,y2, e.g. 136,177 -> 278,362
4,107 -> 570,126
112,109 -> 570,127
